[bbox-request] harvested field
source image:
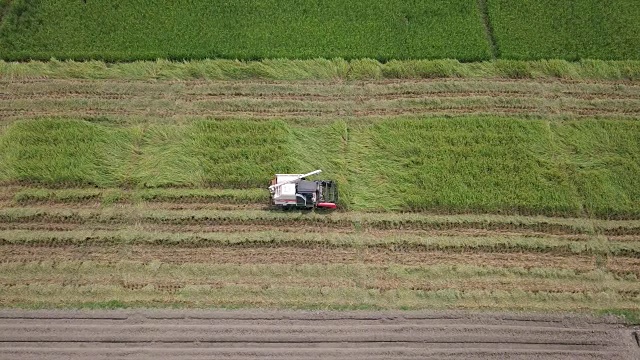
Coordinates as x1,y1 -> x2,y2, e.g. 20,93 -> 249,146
0,310 -> 638,360
1,78 -> 640,121
0,201 -> 639,311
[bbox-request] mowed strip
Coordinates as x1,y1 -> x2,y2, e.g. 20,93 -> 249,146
1,78 -> 640,121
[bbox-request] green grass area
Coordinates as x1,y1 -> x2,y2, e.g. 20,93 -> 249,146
598,309 -> 640,325
350,118 -> 581,215
488,0 -> 640,60
352,119 -> 640,218
0,0 -> 491,61
554,121 -> 640,219
0,119 -> 132,186
12,187 -> 268,204
132,121 -> 299,188
1,118 -> 639,218
2,1 -> 639,62
2,59 -> 640,81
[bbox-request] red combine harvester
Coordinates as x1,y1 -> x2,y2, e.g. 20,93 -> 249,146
268,170 -> 338,209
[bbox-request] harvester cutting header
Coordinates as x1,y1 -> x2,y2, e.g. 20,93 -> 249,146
268,170 -> 337,209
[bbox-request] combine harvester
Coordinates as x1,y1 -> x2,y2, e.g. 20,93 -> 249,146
268,170 -> 337,209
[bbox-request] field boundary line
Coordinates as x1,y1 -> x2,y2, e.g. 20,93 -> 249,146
477,0 -> 498,59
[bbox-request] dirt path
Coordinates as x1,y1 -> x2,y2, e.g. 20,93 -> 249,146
0,310 -> 637,359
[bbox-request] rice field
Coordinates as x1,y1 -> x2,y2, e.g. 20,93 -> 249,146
0,0 -> 491,61
488,0 -> 640,60
1,1 -> 639,62
0,61 -> 638,321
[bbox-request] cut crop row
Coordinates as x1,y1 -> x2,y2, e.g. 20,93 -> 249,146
2,229 -> 637,258
1,282 -> 638,312
0,207 -> 618,236
0,261 -> 636,293
4,95 -> 638,120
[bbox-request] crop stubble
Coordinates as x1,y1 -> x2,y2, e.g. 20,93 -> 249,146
1,78 -> 639,121
0,200 -> 639,311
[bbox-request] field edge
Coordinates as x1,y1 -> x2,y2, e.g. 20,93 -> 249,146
1,59 -> 640,81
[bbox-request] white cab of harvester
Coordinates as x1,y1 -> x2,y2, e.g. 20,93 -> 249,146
268,169 -> 337,209
271,174 -> 304,205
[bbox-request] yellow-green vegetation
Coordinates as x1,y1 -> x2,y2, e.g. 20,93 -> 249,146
2,59 -> 640,81
0,0 -> 638,321
1,118 -> 638,218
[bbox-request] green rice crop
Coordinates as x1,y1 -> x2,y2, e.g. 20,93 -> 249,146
132,121 -> 298,188
553,121 -> 640,219
0,0 -> 491,61
487,0 -> 640,60
12,187 -> 268,204
0,119 -> 132,186
350,118 -> 581,215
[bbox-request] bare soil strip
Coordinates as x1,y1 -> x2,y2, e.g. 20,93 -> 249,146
0,310 -> 636,360
1,78 -> 639,121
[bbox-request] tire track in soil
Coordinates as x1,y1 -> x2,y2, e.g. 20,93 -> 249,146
0,310 -> 637,360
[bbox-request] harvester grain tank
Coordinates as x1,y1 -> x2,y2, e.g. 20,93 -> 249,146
268,170 -> 337,209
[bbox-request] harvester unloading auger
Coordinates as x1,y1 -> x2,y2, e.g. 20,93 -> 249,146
268,170 -> 337,209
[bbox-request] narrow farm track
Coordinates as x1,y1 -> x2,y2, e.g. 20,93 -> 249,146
1,78 -> 639,121
0,310 -> 637,360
